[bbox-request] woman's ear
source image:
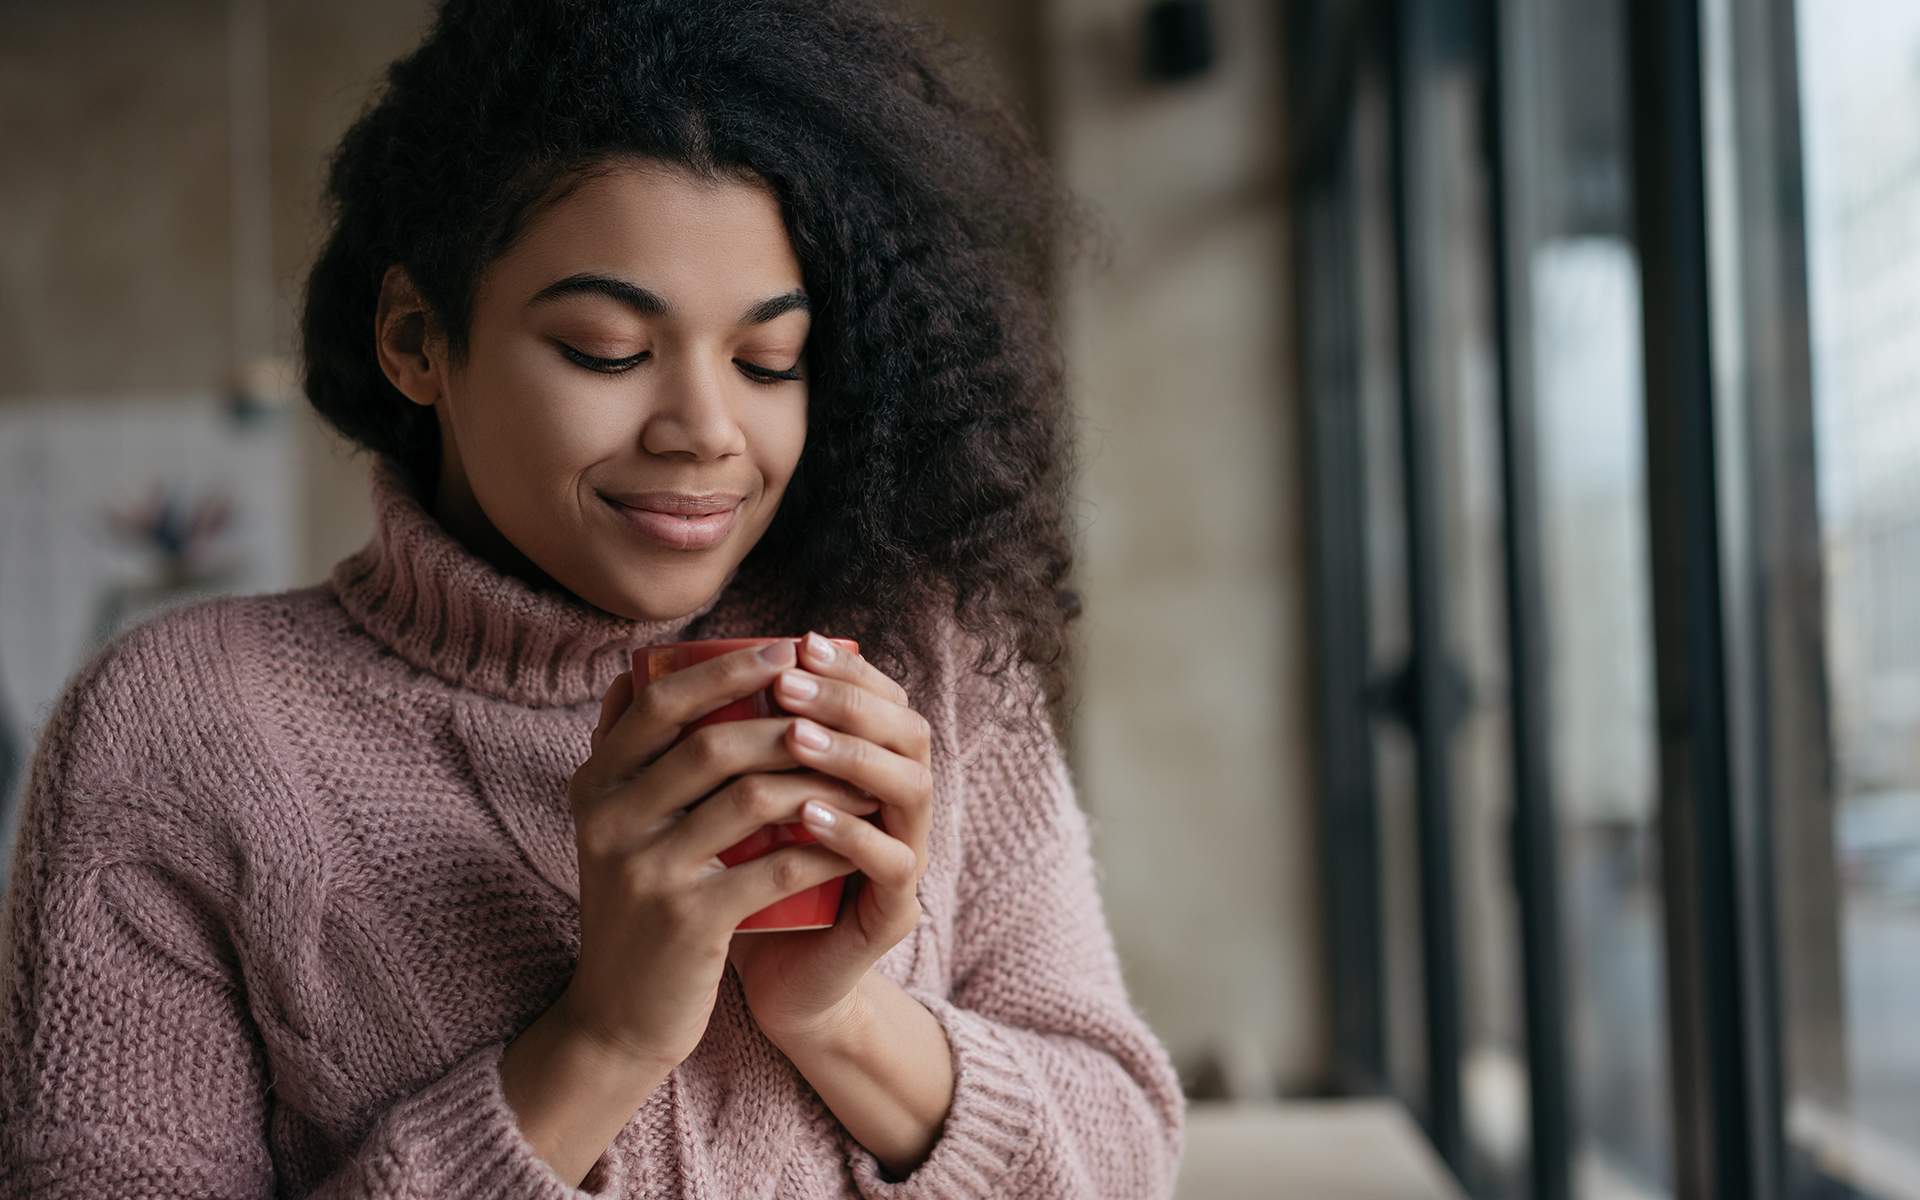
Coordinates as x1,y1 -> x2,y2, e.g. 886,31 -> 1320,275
373,263 -> 444,409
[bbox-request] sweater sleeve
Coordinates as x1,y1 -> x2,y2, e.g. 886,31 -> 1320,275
836,685 -> 1188,1199
0,631 -> 619,1200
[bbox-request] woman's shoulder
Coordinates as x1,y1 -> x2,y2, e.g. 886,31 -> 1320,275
909,606 -> 1058,758
911,607 -> 1074,813
8,587 -> 347,989
28,584 -> 337,811
902,607 -> 1087,918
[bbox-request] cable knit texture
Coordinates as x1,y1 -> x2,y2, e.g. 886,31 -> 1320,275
0,454 -> 1186,1198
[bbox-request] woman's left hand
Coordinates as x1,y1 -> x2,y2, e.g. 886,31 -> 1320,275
726,631 -> 935,1046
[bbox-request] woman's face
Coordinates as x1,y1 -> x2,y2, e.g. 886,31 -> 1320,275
376,158 -> 810,621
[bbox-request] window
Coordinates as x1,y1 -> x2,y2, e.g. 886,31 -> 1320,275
1288,0 -> 1920,1195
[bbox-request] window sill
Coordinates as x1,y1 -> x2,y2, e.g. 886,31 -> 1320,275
1174,1099 -> 1465,1200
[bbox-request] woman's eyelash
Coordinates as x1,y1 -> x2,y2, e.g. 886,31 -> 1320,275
736,361 -> 804,386
556,343 -> 801,385
559,345 -> 647,373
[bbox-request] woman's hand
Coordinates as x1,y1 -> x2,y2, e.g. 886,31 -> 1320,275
726,631 -> 936,1047
554,639 -> 875,1077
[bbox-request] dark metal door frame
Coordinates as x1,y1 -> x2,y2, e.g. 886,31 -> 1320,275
1286,0 -> 1835,1195
1625,0 -> 1785,1194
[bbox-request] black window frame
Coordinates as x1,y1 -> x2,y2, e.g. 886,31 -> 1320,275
1285,0 -> 1877,1196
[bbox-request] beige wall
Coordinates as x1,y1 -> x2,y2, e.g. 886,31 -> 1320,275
1,1 -> 235,397
0,0 -> 431,583
1039,0 -> 1326,1093
2,0 -> 1328,1098
266,1 -> 440,580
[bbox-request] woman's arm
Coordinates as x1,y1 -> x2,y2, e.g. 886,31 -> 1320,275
0,665 -> 647,1199
0,822 -> 650,1198
763,972 -> 956,1179
771,701 -> 1188,1199
497,998 -> 673,1188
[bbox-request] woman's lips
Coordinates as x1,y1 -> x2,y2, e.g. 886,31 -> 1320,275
603,495 -> 742,550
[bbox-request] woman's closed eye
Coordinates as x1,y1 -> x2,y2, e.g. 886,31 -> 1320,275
737,359 -> 805,385
555,342 -> 803,385
556,342 -> 647,373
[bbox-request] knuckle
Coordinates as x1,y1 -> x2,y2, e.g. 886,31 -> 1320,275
684,726 -> 726,770
630,683 -> 667,727
768,851 -> 808,895
911,713 -> 933,754
725,648 -> 771,687
734,775 -> 784,823
738,648 -> 780,685
843,735 -> 871,769
826,779 -> 868,806
882,847 -> 919,888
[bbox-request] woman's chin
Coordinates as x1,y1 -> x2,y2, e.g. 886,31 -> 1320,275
582,569 -> 725,624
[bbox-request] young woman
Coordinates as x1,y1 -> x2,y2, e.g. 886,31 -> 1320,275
0,1 -> 1185,1196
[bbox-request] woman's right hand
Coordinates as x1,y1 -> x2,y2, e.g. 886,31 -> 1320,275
551,638 -> 879,1077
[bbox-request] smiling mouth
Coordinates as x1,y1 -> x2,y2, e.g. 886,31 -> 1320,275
602,495 -> 743,550
608,500 -> 721,520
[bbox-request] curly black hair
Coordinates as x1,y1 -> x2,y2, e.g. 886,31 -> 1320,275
301,0 -> 1105,734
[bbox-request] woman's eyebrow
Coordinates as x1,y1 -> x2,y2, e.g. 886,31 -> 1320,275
737,289 -> 811,325
526,272 -> 810,325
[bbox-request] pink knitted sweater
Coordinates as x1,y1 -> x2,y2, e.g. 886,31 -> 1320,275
0,454 -> 1185,1198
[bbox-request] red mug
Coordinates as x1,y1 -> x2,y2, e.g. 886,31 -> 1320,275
636,636 -> 863,932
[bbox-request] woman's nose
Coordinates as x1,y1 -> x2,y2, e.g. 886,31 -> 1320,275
640,355 -> 746,459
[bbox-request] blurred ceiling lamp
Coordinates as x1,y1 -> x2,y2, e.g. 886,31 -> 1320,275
224,353 -> 298,427
1143,0 -> 1215,83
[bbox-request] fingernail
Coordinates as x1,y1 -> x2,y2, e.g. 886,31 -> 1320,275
759,640 -> 797,667
802,800 -> 837,828
804,632 -> 835,665
778,670 -> 819,699
793,718 -> 831,750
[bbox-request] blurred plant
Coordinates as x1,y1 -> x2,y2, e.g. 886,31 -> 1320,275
99,481 -> 239,588
83,479 -> 249,655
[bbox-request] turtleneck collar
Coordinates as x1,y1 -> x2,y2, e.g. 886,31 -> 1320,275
329,454 -> 729,708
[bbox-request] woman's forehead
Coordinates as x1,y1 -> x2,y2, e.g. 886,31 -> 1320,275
484,163 -> 806,321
